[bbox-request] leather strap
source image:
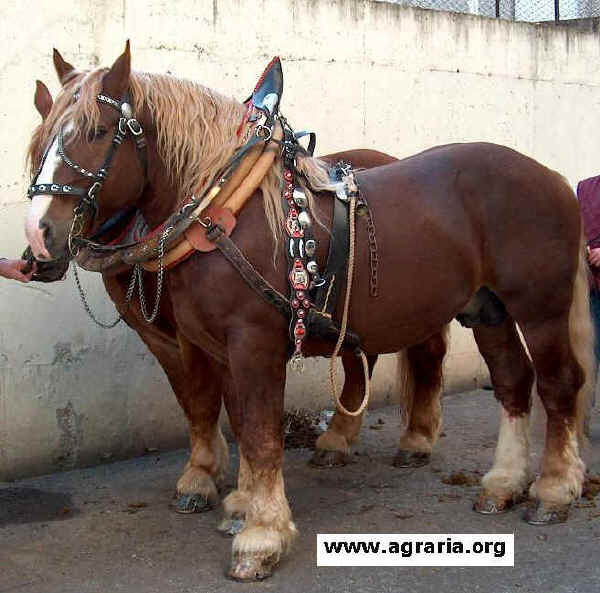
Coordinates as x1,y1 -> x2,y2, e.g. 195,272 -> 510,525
207,225 -> 361,351
314,193 -> 349,316
28,183 -> 87,198
210,227 -> 291,319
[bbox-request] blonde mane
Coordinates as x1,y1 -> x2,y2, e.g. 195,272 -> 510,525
27,67 -> 332,242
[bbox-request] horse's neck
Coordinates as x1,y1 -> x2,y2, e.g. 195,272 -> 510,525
138,133 -> 181,228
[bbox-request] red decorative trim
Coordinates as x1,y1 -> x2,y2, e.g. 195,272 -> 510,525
236,101 -> 254,138
253,56 -> 280,93
106,214 -> 137,246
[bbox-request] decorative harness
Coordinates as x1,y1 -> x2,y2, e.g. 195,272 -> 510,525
27,57 -> 375,414
29,94 -> 148,246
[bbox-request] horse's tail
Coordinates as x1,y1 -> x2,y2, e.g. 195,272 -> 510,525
397,348 -> 415,426
570,236 -> 596,443
397,325 -> 450,426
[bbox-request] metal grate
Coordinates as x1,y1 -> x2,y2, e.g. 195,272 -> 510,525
383,0 -> 600,21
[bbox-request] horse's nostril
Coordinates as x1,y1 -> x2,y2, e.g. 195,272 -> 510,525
39,221 -> 53,249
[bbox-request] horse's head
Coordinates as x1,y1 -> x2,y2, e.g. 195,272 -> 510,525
25,42 -> 148,261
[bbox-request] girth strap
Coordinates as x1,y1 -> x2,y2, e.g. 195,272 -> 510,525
314,190 -> 350,316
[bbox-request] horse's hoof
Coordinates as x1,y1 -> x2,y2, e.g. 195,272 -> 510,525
474,490 -> 526,515
393,450 -> 430,468
174,493 -> 214,514
474,494 -> 510,515
217,518 -> 245,536
524,502 -> 570,525
227,553 -> 277,582
309,448 -> 350,468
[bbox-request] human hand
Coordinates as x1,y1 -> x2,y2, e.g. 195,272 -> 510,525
0,258 -> 35,282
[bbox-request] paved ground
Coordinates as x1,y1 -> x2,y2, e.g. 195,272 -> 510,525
2,389 -> 600,593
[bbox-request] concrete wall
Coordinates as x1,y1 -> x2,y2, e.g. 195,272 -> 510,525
1,0 -> 598,479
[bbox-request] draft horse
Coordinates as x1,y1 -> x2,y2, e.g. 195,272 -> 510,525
24,44 -> 594,580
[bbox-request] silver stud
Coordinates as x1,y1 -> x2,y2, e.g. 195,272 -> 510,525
293,189 -> 307,208
305,239 -> 316,256
307,261 -> 319,275
121,102 -> 133,118
298,211 -> 311,229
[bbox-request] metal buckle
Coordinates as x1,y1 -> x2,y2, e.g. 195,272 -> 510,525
88,181 -> 102,198
121,102 -> 133,119
335,181 -> 349,202
255,124 -> 272,142
127,119 -> 143,136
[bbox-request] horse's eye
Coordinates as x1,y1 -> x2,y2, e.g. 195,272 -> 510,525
87,127 -> 107,142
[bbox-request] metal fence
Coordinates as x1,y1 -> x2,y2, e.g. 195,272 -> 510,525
384,0 -> 600,21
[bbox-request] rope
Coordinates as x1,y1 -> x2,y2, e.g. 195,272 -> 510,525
328,193 -> 371,417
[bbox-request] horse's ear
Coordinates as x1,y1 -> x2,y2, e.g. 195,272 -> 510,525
103,40 -> 131,97
53,49 -> 75,85
34,80 -> 53,120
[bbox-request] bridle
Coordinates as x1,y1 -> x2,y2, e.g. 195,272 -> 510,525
26,90 -> 166,328
24,58 -> 286,329
27,91 -> 149,256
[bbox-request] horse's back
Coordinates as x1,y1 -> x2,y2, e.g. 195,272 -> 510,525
348,142 -> 581,348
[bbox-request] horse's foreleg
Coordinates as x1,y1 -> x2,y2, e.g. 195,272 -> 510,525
310,354 -> 378,467
173,333 -> 230,513
394,330 -> 448,468
223,333 -> 296,581
218,451 -> 252,536
472,318 -> 535,514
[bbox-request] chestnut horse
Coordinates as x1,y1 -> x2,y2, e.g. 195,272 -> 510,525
25,44 -> 593,581
30,75 -> 432,513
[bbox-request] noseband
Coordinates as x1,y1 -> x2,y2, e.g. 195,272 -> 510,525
27,92 -> 148,254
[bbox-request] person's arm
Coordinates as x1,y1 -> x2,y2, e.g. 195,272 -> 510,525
0,258 -> 34,283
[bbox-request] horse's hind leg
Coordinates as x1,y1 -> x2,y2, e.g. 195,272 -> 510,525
519,313 -> 589,524
472,317 -> 535,514
394,329 -> 448,468
310,354 -> 378,467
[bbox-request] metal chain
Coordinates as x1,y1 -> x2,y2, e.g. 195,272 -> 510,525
365,206 -> 379,298
135,227 -> 169,324
72,261 -> 137,328
72,227 -> 169,328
